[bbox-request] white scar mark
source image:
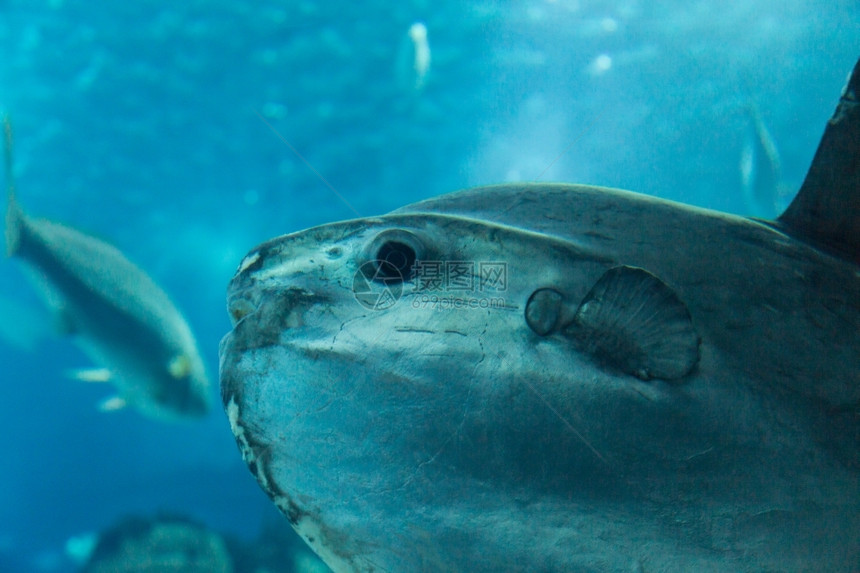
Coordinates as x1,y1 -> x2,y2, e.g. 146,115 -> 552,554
238,251 -> 260,274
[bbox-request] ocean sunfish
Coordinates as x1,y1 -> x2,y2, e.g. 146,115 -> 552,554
219,60 -> 860,571
3,117 -> 210,421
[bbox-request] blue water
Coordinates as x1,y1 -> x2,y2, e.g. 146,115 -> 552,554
0,1 -> 857,571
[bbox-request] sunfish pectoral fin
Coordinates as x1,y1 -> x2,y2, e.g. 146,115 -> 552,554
67,367 -> 112,383
97,395 -> 127,412
565,265 -> 700,381
778,57 -> 860,262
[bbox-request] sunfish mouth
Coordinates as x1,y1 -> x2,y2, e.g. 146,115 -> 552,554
225,274 -> 334,359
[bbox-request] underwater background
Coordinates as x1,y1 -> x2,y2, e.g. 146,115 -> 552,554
0,0 -> 857,571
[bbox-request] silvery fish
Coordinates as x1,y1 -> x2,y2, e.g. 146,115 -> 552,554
740,101 -> 793,217
4,117 -> 210,421
220,60 -> 860,571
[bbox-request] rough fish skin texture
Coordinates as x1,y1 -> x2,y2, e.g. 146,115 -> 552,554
220,60 -> 860,571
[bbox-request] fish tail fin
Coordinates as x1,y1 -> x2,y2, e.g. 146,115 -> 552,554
3,114 -> 23,257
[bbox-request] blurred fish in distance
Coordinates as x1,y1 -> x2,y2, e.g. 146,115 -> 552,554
79,515 -> 231,573
3,115 -> 211,421
740,101 -> 794,217
409,22 -> 431,91
73,513 -> 329,573
396,21 -> 432,93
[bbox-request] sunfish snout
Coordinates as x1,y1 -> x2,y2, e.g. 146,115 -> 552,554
226,285 -> 327,351
225,241 -> 303,327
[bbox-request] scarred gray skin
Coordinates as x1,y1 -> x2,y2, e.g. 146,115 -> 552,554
220,185 -> 859,572
220,65 -> 860,571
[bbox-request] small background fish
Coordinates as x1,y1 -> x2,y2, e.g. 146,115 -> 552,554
740,102 -> 795,217
5,116 -> 211,421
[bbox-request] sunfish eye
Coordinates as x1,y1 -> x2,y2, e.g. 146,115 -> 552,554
376,240 -> 417,281
364,229 -> 425,283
